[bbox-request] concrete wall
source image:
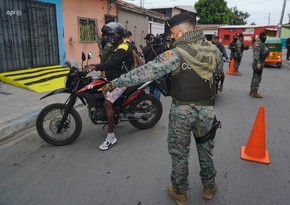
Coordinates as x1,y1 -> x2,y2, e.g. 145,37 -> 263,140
62,0 -> 117,66
281,27 -> 290,47
117,9 -> 149,51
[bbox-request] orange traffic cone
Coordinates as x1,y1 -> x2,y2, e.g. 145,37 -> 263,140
240,106 -> 270,164
227,58 -> 235,75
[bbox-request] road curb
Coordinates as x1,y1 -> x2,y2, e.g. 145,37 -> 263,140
0,103 -> 85,143
0,111 -> 39,142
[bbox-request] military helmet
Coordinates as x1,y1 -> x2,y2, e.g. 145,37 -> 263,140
259,32 -> 267,43
101,22 -> 125,44
233,33 -> 238,41
237,33 -> 244,38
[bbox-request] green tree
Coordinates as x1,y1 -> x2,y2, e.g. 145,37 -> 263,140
229,6 -> 250,25
194,0 -> 250,25
194,0 -> 231,24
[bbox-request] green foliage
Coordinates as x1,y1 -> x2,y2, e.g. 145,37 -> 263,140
194,0 -> 250,25
229,7 -> 250,25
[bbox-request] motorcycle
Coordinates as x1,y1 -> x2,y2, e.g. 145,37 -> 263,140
36,52 -> 164,146
214,71 -> 224,94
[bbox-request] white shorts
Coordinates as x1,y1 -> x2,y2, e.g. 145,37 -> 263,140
105,87 -> 126,103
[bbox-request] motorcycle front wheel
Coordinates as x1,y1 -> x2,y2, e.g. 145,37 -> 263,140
128,94 -> 163,129
36,103 -> 82,146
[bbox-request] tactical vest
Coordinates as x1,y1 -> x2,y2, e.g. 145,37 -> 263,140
170,57 -> 214,101
260,46 -> 270,59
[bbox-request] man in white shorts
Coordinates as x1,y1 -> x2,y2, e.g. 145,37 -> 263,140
86,22 -> 133,150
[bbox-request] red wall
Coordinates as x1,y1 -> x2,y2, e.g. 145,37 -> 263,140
218,26 -> 277,46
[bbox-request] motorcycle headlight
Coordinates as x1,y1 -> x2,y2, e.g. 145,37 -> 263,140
65,69 -> 77,88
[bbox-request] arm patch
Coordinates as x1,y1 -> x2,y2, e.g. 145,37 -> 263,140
164,51 -> 171,59
117,43 -> 129,51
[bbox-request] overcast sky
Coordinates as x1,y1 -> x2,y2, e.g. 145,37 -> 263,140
124,0 -> 290,26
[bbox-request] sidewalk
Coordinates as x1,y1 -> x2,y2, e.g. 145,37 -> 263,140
0,70 -> 102,143
0,80 -> 67,142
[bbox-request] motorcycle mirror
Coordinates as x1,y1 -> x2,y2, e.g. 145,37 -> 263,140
81,52 -> 86,61
88,52 -> 92,60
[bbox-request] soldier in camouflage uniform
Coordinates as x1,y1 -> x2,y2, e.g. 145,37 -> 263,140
250,32 -> 268,98
100,41 -> 114,63
100,13 -> 222,205
99,39 -> 114,78
228,34 -> 238,60
233,33 -> 244,76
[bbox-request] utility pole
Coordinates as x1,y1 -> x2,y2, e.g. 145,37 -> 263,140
278,0 -> 287,37
140,0 -> 145,7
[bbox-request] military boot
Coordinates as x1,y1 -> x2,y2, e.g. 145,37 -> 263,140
167,184 -> 188,205
202,183 -> 217,200
251,91 -> 263,98
249,90 -> 253,96
234,71 -> 241,76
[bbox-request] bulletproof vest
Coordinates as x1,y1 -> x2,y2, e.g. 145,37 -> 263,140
170,58 -> 214,101
260,46 -> 270,59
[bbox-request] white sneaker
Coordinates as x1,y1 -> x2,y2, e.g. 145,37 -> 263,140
99,138 -> 117,151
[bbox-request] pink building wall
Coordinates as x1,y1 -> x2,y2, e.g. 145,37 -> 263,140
62,0 -> 117,67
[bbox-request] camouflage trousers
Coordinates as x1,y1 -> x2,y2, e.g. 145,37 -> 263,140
234,57 -> 242,72
251,62 -> 264,91
168,103 -> 217,193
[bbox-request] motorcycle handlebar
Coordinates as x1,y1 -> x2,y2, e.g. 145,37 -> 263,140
79,70 -> 90,76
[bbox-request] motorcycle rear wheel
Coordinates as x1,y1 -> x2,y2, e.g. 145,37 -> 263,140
128,94 -> 162,129
36,103 -> 82,146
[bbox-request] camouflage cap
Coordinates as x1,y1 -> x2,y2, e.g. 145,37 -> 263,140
166,13 -> 194,28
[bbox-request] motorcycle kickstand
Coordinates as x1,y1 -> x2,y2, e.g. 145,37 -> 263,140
102,124 -> 107,130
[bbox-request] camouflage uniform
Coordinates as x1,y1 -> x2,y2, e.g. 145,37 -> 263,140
100,42 -> 114,77
100,42 -> 114,63
112,33 -> 222,193
234,39 -> 243,72
168,104 -> 216,192
251,39 -> 266,92
228,41 -> 236,60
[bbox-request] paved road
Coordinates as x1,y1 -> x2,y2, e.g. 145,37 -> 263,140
1,49 -> 290,205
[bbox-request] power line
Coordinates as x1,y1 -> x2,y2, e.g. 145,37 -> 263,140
227,0 -> 275,8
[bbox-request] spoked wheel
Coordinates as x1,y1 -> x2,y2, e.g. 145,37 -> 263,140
36,103 -> 82,146
128,94 -> 163,129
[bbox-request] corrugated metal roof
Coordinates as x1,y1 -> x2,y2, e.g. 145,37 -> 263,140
146,5 -> 196,12
219,25 -> 277,29
197,24 -> 227,30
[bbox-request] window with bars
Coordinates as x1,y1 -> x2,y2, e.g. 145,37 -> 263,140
78,17 -> 97,42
